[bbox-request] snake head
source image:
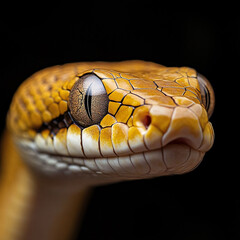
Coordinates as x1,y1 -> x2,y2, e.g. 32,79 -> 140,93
7,61 -> 214,184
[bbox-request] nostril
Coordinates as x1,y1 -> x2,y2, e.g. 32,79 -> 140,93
142,115 -> 151,129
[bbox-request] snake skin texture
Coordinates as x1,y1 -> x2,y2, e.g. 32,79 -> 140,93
7,60 -> 214,181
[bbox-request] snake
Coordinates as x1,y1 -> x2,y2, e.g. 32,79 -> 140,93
0,60 -> 214,240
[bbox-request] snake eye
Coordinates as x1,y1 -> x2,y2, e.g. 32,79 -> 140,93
69,73 -> 109,127
197,73 -> 215,118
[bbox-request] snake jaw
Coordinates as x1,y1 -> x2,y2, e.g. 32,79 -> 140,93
15,138 -> 205,183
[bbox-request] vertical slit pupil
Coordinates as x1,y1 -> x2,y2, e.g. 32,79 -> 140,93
84,82 -> 93,120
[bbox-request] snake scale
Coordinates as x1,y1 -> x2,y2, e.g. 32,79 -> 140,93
0,60 -> 214,240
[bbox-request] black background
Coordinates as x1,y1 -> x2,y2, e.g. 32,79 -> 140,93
0,2 -> 239,240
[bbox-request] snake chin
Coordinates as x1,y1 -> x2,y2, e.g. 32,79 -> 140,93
16,138 -> 205,183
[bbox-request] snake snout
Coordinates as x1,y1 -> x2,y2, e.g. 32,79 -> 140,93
132,103 -> 214,153
141,104 -> 214,175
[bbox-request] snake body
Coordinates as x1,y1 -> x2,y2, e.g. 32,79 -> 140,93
0,60 -> 214,240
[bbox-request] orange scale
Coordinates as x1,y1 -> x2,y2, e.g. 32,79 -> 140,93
99,127 -> 116,157
119,72 -> 137,80
43,97 -> 54,107
30,111 -> 42,128
93,69 -> 115,79
42,110 -> 52,122
100,114 -> 117,128
59,100 -> 68,115
67,77 -> 78,90
172,97 -> 195,107
115,106 -> 134,123
115,78 -> 133,90
188,77 -> 200,91
145,96 -> 176,107
48,103 -> 60,119
131,89 -> 164,99
36,99 -> 46,112
157,80 -> 181,88
161,87 -> 185,97
112,123 -> 131,156
184,96 -> 201,104
59,89 -> 70,101
108,102 -> 121,115
130,79 -> 156,89
175,77 -> 190,87
122,93 -> 144,107
102,79 -> 117,95
109,89 -> 130,102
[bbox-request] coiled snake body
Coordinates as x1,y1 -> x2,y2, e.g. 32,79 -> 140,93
0,60 -> 214,240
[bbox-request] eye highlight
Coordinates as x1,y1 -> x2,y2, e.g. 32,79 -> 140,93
69,73 -> 108,127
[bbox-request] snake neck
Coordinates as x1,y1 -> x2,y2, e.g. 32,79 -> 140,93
0,131 -> 90,240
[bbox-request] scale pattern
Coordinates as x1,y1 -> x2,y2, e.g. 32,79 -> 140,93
8,62 -> 201,136
7,61 -> 214,177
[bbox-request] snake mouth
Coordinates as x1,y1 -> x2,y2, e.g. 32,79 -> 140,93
16,137 -> 205,180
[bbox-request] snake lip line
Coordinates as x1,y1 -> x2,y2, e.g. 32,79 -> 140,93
16,139 -> 205,178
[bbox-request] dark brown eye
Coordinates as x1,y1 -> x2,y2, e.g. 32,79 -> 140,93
197,73 -> 215,118
69,73 -> 108,127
